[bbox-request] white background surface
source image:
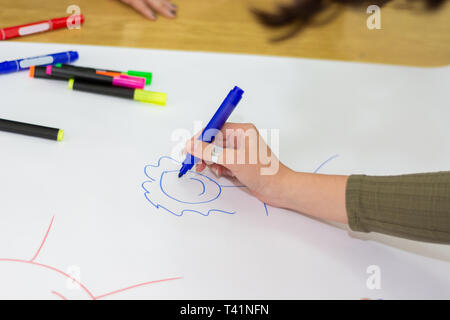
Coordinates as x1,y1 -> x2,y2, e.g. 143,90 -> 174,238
0,42 -> 449,299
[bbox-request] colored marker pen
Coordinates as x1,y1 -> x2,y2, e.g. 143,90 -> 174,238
0,15 -> 85,41
0,51 -> 78,74
178,86 -> 244,178
0,118 -> 64,141
58,64 -> 153,85
30,66 -> 147,89
68,79 -> 167,106
47,66 -> 145,89
29,66 -> 64,80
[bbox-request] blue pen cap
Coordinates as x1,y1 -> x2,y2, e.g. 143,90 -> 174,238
69,51 -> 79,63
52,51 -> 79,64
229,86 -> 244,105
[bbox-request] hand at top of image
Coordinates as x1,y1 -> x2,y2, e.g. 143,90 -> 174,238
120,0 -> 177,20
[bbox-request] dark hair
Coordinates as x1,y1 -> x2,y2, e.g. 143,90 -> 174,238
253,0 -> 447,40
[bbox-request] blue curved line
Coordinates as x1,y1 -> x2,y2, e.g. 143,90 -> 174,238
160,170 -> 222,205
144,156 -> 181,180
143,186 -> 235,217
190,177 -> 206,196
142,155 -> 272,217
143,154 -> 340,218
314,154 -> 339,174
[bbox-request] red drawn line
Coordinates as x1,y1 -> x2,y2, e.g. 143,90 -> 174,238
0,258 -> 96,299
30,216 -> 54,262
95,277 -> 184,300
0,216 -> 183,299
51,290 -> 68,300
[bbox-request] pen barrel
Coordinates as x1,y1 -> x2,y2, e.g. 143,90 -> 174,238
51,67 -> 114,85
60,64 -> 125,76
0,119 -> 60,141
200,86 -> 244,143
31,66 -> 67,80
59,64 -> 152,85
53,66 -> 144,88
0,61 -> 19,73
59,64 -> 99,73
180,86 -> 244,174
70,79 -> 135,99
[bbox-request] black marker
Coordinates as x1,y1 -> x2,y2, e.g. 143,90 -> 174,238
46,66 -> 145,89
29,66 -> 66,80
68,79 -> 167,105
0,118 -> 64,141
57,63 -> 153,85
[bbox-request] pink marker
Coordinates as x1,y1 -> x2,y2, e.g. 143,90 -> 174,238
45,65 -> 145,89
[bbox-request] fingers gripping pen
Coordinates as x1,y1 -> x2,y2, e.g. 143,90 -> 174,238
178,86 -> 244,178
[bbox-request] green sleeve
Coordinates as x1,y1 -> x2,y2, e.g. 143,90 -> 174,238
346,172 -> 450,244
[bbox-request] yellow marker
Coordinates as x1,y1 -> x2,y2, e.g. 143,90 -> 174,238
68,78 -> 167,106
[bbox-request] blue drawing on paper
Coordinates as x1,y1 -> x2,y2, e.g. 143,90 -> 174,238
142,155 -> 339,217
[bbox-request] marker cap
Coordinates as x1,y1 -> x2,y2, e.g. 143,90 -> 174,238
134,90 -> 167,106
67,51 -> 79,63
127,71 -> 152,85
113,76 -> 146,89
57,129 -> 64,142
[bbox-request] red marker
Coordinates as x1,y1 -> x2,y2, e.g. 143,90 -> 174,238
0,15 -> 85,41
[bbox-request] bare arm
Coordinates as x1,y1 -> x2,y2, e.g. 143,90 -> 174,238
185,122 -> 450,244
185,122 -> 348,224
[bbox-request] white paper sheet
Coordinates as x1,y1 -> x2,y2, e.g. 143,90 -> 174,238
0,42 -> 449,299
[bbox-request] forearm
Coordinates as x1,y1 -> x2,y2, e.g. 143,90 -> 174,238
276,170 -> 349,223
276,170 -> 450,244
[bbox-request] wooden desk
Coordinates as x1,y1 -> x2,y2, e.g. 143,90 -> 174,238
0,0 -> 449,66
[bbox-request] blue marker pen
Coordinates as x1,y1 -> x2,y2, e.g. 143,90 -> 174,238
0,51 -> 78,74
178,86 -> 244,178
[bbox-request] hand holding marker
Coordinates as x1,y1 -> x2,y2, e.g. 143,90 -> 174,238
178,86 -> 244,178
